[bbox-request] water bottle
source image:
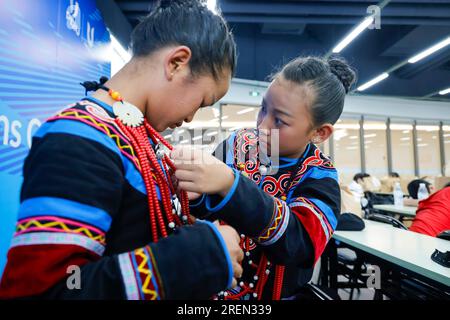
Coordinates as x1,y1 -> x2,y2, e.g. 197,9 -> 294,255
393,182 -> 404,207
417,183 -> 429,201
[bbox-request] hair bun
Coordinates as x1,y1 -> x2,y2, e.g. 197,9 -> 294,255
328,58 -> 356,93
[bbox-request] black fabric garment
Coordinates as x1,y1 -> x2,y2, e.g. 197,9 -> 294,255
190,129 -> 341,299
0,98 -> 231,300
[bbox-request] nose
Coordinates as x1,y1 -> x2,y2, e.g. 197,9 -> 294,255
257,113 -> 272,132
184,114 -> 194,123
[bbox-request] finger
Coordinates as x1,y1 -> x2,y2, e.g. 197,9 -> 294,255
231,278 -> 237,289
178,181 -> 202,193
233,263 -> 243,279
170,146 -> 200,161
174,169 -> 197,182
229,228 -> 240,243
236,248 -> 244,263
186,191 -> 201,201
172,161 -> 196,171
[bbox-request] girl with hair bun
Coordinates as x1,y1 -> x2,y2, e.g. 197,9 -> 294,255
173,56 -> 357,300
0,0 -> 244,300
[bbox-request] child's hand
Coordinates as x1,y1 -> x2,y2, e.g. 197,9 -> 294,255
215,223 -> 244,287
186,191 -> 202,201
171,146 -> 235,197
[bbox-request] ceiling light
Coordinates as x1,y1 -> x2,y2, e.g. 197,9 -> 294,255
439,87 -> 450,95
408,37 -> 450,64
357,73 -> 389,91
237,108 -> 254,115
332,16 -> 374,53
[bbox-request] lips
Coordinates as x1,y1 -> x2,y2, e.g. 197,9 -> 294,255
169,122 -> 183,129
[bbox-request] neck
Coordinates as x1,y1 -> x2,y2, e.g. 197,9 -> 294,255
91,59 -> 149,114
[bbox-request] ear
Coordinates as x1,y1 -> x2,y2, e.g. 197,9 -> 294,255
164,46 -> 192,81
311,123 -> 333,144
430,185 -> 436,193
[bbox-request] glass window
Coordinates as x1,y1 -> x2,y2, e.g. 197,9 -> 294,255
332,119 -> 361,185
391,123 -> 415,177
363,120 -> 388,178
416,124 -> 440,177
444,125 -> 450,176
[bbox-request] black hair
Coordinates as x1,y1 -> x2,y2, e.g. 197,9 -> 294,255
407,179 -> 432,199
130,0 -> 236,80
353,173 -> 369,182
389,172 -> 400,178
273,56 -> 357,126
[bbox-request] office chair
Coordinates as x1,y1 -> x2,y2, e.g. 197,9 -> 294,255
367,213 -> 408,230
437,230 -> 450,241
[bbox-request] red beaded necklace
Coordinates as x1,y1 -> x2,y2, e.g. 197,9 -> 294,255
105,87 -> 192,243
222,144 -> 309,301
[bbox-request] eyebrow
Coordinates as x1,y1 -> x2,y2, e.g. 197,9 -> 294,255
274,108 -> 292,118
262,98 -> 292,118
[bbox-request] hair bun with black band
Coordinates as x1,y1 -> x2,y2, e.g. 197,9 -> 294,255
328,58 -> 356,93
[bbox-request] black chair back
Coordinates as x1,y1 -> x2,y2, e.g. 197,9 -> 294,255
367,213 -> 408,230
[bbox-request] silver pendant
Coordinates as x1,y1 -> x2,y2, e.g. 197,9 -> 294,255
259,165 -> 269,175
155,143 -> 165,159
172,196 -> 182,217
113,101 -> 144,127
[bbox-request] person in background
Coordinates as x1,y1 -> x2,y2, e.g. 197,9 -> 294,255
409,183 -> 450,237
389,172 -> 400,178
380,172 -> 401,193
348,173 -> 367,202
369,174 -> 381,192
403,179 -> 435,207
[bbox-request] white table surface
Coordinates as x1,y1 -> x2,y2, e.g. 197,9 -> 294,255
373,204 -> 417,217
333,220 -> 450,287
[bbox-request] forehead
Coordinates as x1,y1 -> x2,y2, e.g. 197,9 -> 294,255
200,70 -> 232,99
265,77 -> 314,116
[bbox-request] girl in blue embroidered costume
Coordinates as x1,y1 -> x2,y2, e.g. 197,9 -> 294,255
173,56 -> 357,300
0,0 -> 244,300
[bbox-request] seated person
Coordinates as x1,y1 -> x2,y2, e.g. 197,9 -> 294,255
380,172 -> 401,193
409,183 -> 450,237
404,179 -> 435,207
348,173 -> 367,201
389,172 -> 400,178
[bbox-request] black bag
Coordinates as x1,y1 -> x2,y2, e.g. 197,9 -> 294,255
336,212 -> 365,231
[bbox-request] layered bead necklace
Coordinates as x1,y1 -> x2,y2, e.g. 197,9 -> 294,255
219,143 -> 309,301
96,84 -> 192,242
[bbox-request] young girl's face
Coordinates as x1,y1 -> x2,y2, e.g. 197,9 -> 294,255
257,77 -> 317,158
147,67 -> 231,132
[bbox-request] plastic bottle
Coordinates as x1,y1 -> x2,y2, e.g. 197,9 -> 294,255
393,182 -> 404,207
417,183 -> 429,201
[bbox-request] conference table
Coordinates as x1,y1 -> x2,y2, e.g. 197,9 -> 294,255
320,220 -> 450,299
373,204 -> 417,220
